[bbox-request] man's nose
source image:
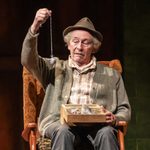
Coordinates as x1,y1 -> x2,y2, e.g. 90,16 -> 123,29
76,41 -> 83,49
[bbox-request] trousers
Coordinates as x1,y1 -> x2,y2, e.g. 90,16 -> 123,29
45,121 -> 119,150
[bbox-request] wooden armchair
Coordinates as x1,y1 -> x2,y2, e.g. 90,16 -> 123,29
22,60 -> 127,150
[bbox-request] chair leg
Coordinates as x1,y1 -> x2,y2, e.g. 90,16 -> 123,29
118,129 -> 125,150
29,130 -> 37,150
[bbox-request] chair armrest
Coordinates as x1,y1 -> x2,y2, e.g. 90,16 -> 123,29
117,121 -> 128,150
117,121 -> 128,135
22,123 -> 37,142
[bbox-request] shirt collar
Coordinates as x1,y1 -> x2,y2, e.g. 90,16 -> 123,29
68,55 -> 96,73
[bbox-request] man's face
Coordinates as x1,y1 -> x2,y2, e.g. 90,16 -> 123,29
68,30 -> 94,66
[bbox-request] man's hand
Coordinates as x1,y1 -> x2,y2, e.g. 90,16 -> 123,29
31,8 -> 51,34
100,105 -> 116,125
105,112 -> 116,125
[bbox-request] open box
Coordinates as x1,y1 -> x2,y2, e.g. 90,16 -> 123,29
60,104 -> 109,125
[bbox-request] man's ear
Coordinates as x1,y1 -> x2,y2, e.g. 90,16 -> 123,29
67,44 -> 71,51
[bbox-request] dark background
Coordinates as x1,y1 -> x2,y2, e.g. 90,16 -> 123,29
0,0 -> 150,149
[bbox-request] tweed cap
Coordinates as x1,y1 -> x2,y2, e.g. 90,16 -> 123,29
63,17 -> 103,42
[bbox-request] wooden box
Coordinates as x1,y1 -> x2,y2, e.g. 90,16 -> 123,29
60,104 -> 108,125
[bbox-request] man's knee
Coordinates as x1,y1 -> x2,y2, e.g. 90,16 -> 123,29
56,124 -> 71,135
97,126 -> 116,138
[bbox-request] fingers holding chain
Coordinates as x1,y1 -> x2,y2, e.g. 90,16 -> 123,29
35,8 -> 52,27
31,8 -> 52,34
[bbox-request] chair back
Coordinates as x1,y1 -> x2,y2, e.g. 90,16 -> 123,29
23,67 -> 45,128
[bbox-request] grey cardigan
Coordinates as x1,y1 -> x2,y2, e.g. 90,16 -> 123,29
21,30 -> 131,136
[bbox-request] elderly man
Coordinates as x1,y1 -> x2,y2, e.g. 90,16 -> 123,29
21,8 -> 131,150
